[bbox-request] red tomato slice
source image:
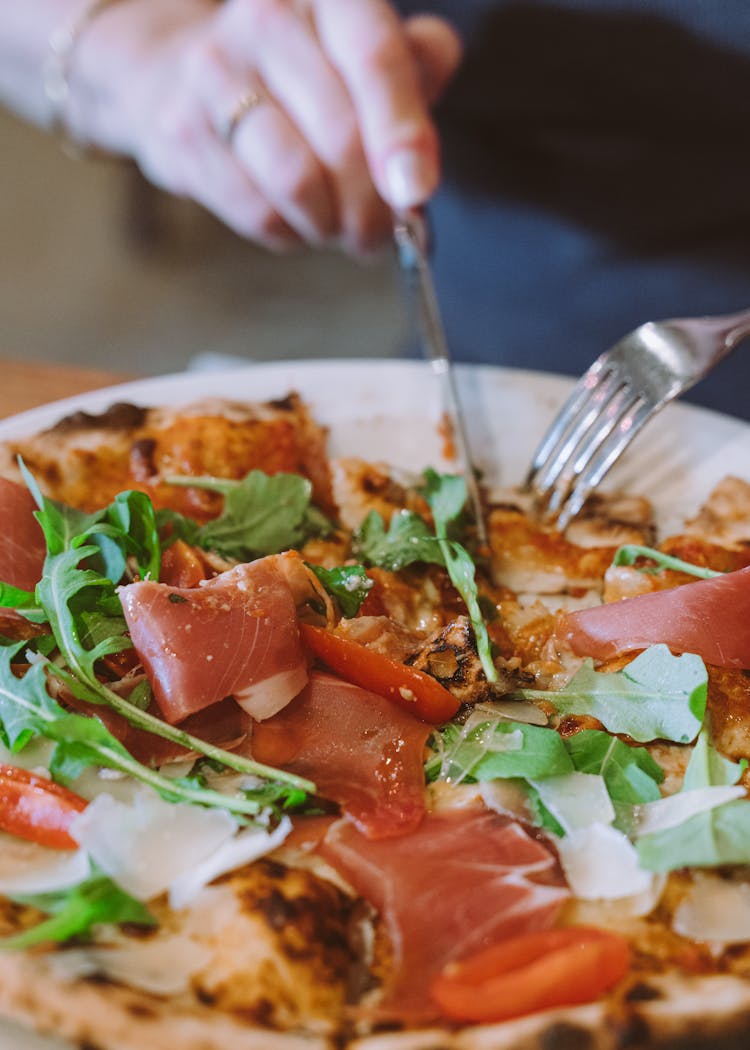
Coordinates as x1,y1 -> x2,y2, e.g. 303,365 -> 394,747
431,926 -> 630,1023
559,564 -> 750,668
299,623 -> 460,724
159,539 -> 210,588
0,765 -> 88,851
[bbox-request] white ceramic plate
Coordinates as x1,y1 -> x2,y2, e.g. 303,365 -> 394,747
0,358 -> 747,1050
0,359 -> 747,537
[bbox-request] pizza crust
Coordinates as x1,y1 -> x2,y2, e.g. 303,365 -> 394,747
3,956 -> 750,1050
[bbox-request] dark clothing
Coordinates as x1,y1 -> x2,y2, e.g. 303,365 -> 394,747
394,0 -> 750,418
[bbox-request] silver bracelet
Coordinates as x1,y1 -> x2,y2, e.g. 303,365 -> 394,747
43,0 -> 124,156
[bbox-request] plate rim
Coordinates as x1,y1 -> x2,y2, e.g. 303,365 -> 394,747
0,357 -> 747,539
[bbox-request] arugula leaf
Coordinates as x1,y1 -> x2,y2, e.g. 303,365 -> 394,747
425,708 -> 610,840
308,564 -> 373,618
421,468 -> 467,528
1,874 -> 154,950
85,490 -> 162,583
20,460 -> 95,557
154,507 -> 201,548
612,544 -> 721,580
0,642 -> 59,752
516,645 -> 707,744
636,723 -> 750,871
0,583 -> 40,611
426,711 -> 572,784
565,729 -> 664,804
636,799 -> 750,871
683,721 -> 747,791
439,540 -> 497,677
353,472 -> 497,683
166,471 -> 330,560
421,470 -> 497,684
37,545 -> 133,685
353,509 -> 442,571
22,456 -> 161,586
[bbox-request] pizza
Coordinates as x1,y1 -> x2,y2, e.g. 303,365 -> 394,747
0,385 -> 749,1050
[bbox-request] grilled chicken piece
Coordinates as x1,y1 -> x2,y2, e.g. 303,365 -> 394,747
330,457 -> 428,531
602,534 -> 750,603
685,476 -> 750,548
564,492 -> 655,548
488,490 -> 655,596
408,616 -> 504,704
706,666 -> 750,769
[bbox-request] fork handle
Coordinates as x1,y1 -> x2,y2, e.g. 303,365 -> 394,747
689,308 -> 750,357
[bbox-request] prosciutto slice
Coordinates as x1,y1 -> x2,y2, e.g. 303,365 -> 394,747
560,564 -> 750,668
65,692 -> 248,767
251,672 -> 430,838
318,810 -> 569,1022
0,477 -> 46,591
119,558 -> 307,723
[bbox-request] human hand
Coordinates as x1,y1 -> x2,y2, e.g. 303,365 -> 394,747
72,0 -> 462,254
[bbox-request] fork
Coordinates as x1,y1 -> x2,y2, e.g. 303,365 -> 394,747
525,307 -> 750,529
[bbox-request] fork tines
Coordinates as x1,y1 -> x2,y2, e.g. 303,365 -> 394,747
525,360 -> 652,529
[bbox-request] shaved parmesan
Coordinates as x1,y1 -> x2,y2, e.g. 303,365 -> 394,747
569,875 -> 666,923
673,873 -> 750,946
557,823 -> 654,900
479,780 -> 533,822
234,665 -> 308,720
70,791 -> 238,900
0,835 -> 89,896
635,785 -> 746,836
169,817 -> 292,908
530,772 -> 615,832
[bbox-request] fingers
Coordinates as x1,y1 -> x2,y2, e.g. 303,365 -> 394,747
194,37 -> 338,244
136,0 -> 458,253
187,126 -> 304,253
137,52 -> 302,252
404,15 -> 463,106
184,30 -> 344,246
248,0 -> 392,253
217,0 -> 391,254
312,0 -> 443,210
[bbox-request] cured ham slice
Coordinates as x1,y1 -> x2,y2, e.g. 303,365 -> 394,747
0,477 -> 46,592
560,565 -> 750,668
251,672 -> 430,838
119,558 -> 307,723
65,692 -> 248,767
317,810 -> 569,1022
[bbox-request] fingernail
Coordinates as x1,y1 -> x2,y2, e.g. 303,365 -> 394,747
384,149 -> 436,208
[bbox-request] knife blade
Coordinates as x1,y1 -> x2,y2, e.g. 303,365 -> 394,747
393,207 -> 488,548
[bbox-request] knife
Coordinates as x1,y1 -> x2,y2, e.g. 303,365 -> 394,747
393,207 -> 488,548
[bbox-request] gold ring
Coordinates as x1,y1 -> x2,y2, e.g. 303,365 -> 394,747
221,89 -> 267,146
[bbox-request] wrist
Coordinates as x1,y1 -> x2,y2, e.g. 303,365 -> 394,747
60,0 -> 216,156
